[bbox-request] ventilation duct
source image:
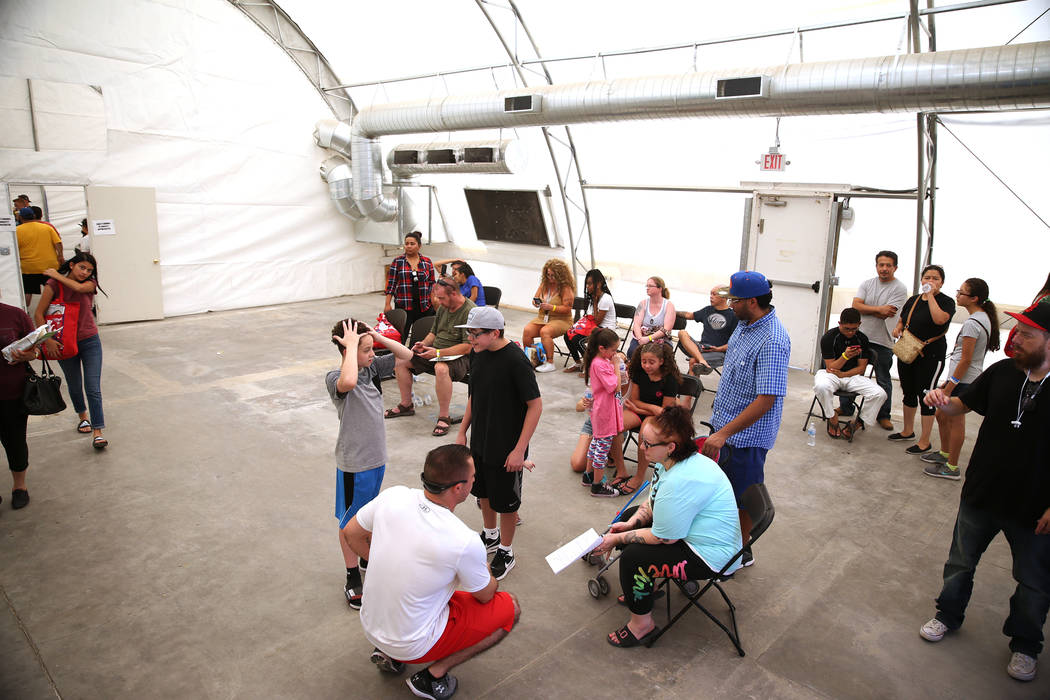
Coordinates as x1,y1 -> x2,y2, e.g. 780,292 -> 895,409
318,41 -> 1050,222
387,139 -> 526,176
319,155 -> 364,221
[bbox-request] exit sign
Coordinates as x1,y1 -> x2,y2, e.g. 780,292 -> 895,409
760,150 -> 787,171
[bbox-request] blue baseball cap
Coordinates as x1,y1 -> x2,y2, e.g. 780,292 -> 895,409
17,207 -> 35,221
719,271 -> 771,300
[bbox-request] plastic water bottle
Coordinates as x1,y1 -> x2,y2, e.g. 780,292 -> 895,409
412,392 -> 424,408
806,422 -> 817,447
920,283 -> 932,294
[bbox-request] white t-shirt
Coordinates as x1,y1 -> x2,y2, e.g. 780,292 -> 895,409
589,293 -> 617,330
855,277 -> 908,348
356,486 -> 491,661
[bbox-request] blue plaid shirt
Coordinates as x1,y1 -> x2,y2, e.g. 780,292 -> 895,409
711,307 -> 790,449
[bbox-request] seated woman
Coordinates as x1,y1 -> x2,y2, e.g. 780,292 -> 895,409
627,276 -> 675,358
618,342 -> 680,495
435,259 -> 487,306
564,268 -> 616,373
592,406 -> 743,648
522,258 -> 575,373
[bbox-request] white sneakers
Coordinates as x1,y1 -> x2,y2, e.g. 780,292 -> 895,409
919,618 -> 949,642
535,362 -> 556,373
920,618 -> 1038,681
1007,652 -> 1037,682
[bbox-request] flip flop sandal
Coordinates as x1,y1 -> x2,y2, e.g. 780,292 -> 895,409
384,403 -> 415,419
826,421 -> 841,439
607,623 -> 661,648
77,419 -> 91,434
432,417 -> 453,437
614,480 -> 639,496
93,436 -> 108,449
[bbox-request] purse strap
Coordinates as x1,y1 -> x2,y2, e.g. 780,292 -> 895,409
904,295 -> 948,347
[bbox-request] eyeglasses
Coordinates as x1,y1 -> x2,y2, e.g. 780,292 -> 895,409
435,279 -> 457,290
466,329 -> 491,338
640,437 -> 670,449
956,289 -> 975,297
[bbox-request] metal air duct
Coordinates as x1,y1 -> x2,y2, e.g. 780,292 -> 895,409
386,139 -> 526,176
323,41 -> 1050,221
319,155 -> 364,221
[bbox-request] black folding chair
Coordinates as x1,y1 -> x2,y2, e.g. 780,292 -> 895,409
555,296 -> 591,367
482,286 -> 502,309
802,348 -> 877,443
647,483 -> 775,656
614,302 -> 637,353
407,315 -> 435,349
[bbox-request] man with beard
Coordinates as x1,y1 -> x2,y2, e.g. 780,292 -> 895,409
919,299 -> 1050,682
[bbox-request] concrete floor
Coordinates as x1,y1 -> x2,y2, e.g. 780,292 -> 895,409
1,292 -> 1046,700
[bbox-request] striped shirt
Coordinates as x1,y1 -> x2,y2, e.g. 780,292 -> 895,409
711,307 -> 790,449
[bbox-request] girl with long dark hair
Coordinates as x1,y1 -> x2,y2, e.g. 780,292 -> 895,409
36,252 -> 109,449
564,268 -> 616,373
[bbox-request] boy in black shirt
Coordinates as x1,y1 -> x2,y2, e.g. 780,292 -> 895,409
814,308 -> 886,440
455,307 -> 542,581
918,300 -> 1050,682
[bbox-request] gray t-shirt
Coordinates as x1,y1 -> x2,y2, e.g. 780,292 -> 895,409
949,311 -> 991,384
855,277 -> 908,348
325,352 -> 397,472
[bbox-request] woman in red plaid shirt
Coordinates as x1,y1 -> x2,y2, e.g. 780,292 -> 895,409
384,232 -> 437,328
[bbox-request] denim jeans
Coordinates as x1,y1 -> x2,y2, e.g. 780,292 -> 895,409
839,342 -> 893,421
934,501 -> 1050,657
58,333 -> 105,429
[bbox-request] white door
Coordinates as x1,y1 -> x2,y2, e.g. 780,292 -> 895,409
743,192 -> 840,372
0,183 -> 26,311
85,186 -> 163,323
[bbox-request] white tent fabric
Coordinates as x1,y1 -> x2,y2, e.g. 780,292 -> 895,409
0,0 -> 384,317
1,0 -> 1047,317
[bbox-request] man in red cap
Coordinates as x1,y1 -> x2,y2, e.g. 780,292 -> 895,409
918,299 -> 1050,682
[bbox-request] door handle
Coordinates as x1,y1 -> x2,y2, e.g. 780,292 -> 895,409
766,278 -> 821,293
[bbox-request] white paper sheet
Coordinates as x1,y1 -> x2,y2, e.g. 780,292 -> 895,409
545,528 -> 603,574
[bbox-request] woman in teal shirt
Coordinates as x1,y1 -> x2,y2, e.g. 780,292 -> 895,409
593,406 -> 743,648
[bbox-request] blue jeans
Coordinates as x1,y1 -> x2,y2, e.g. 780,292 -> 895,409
840,342 -> 893,421
58,333 -> 105,429
934,501 -> 1050,657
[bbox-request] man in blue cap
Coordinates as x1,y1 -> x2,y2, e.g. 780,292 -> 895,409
701,271 -> 790,566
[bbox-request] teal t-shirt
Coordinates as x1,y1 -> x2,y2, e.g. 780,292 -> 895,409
649,452 -> 743,574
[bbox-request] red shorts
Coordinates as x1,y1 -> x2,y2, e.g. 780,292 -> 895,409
404,591 -> 516,665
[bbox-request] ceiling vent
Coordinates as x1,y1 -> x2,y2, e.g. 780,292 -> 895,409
504,95 -> 541,113
716,76 -> 769,99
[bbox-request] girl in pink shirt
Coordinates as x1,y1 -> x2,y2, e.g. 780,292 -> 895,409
583,329 -> 625,497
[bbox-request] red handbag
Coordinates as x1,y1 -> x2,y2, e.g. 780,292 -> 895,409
374,313 -> 402,343
566,315 -> 598,340
44,284 -> 79,359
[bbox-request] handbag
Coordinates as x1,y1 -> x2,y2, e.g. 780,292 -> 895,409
44,284 -> 80,359
566,314 -> 598,340
374,313 -> 401,343
23,358 -> 66,416
893,297 -> 947,364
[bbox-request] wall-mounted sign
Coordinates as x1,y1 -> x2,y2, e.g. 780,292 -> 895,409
92,219 -> 116,236
0,216 -> 14,233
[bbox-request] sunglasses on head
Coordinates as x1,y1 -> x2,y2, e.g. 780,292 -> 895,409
420,472 -> 467,493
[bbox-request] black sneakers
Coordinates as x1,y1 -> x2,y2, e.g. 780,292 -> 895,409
370,647 -> 405,675
490,548 -> 515,580
11,489 -> 29,509
345,580 -> 362,610
479,530 -> 500,554
407,670 -> 458,699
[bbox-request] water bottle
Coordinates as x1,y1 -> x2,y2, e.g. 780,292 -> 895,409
806,422 -> 817,447
412,392 -> 424,408
920,283 -> 932,294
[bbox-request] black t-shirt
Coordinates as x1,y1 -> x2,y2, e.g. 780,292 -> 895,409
0,303 -> 34,400
820,328 -> 871,373
899,293 -> 956,354
692,306 -> 738,347
959,359 -> 1050,527
468,342 -> 541,465
631,369 -> 679,406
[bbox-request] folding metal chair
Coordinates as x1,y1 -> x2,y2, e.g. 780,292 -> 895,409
482,285 -> 501,309
555,296 -> 591,367
802,348 -> 876,443
647,482 -> 775,656
614,302 -> 637,353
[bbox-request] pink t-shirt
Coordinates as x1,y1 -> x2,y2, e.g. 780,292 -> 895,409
46,279 -> 99,341
589,356 -> 625,439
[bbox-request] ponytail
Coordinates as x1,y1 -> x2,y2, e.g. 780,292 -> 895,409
965,278 -> 1000,352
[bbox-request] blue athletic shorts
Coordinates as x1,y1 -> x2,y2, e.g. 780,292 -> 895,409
336,466 -> 385,528
717,446 -> 767,503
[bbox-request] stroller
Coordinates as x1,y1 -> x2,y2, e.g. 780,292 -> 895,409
583,431 -> 718,599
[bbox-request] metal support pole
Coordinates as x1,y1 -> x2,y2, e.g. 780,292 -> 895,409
924,0 -> 938,267
26,79 -> 40,152
914,112 -> 925,294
